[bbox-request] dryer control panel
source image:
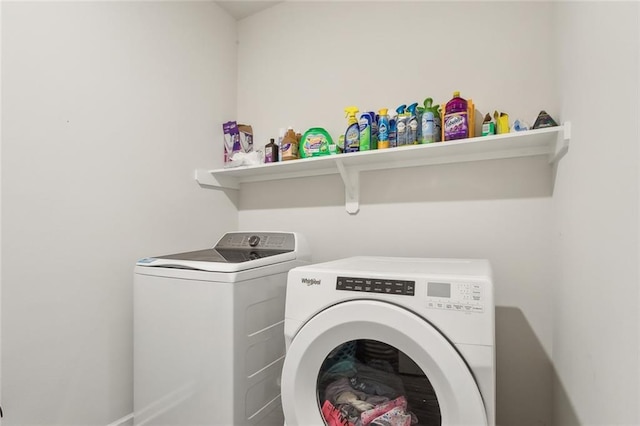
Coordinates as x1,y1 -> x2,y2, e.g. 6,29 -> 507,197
426,282 -> 484,313
336,277 -> 415,296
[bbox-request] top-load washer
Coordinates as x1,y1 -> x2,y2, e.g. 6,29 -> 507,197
281,256 -> 495,426
134,231 -> 310,426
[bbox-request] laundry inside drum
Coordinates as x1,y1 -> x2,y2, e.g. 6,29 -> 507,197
316,339 -> 441,426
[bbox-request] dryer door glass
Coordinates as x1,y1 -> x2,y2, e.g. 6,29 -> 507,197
281,300 -> 488,426
317,339 -> 441,425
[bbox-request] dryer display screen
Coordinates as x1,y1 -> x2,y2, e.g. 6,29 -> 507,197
427,282 -> 451,298
336,277 -> 415,296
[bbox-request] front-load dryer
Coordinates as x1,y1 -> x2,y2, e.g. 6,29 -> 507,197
134,232 -> 310,426
281,256 -> 495,426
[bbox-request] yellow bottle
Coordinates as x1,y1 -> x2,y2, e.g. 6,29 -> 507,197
280,127 -> 299,161
343,106 -> 360,153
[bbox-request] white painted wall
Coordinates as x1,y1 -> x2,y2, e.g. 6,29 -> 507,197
552,3 -> 639,425
237,2 -> 559,425
1,2 -> 237,424
2,2 -> 637,425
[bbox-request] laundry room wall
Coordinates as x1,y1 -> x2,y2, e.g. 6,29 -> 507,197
236,2 -> 558,425
1,2 -> 237,424
551,3 -> 640,425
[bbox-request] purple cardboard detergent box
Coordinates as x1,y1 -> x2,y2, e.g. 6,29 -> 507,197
223,121 -> 241,164
223,121 -> 253,164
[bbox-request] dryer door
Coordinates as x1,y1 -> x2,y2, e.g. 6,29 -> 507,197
281,300 -> 488,426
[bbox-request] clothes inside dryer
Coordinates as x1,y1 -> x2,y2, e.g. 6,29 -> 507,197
317,339 -> 441,426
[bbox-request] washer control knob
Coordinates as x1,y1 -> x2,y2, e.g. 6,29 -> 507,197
248,235 -> 261,247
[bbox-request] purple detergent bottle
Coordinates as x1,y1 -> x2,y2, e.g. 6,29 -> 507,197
443,91 -> 469,141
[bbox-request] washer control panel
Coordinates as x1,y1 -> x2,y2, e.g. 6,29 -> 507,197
215,232 -> 295,251
426,282 -> 484,313
336,277 -> 415,296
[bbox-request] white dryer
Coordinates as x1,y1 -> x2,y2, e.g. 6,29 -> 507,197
134,232 -> 310,426
281,256 -> 495,426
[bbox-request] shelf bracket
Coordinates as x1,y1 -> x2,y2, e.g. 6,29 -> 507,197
550,121 -> 571,164
335,160 -> 359,214
194,169 -> 239,190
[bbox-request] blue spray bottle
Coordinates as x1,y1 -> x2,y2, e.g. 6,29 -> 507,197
389,117 -> 397,148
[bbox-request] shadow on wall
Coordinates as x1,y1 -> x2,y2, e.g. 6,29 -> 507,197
551,374 -> 582,426
495,306 -> 579,426
238,156 -> 554,211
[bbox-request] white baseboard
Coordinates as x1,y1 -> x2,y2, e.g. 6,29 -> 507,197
106,413 -> 134,426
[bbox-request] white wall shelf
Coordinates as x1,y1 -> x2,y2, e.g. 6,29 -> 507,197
196,122 -> 571,214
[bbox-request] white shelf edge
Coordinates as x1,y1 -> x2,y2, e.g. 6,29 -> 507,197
549,121 -> 571,164
195,169 -> 239,189
195,123 -> 570,213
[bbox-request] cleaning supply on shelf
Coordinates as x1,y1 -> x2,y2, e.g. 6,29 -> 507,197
443,91 -> 470,141
493,110 -> 510,134
512,119 -> 530,132
422,98 -> 441,142
532,110 -> 559,129
421,110 -> 437,143
358,112 -> 377,151
223,121 -> 241,165
277,128 -> 285,148
299,127 -> 337,158
344,106 -> 360,153
395,105 -> 409,147
389,117 -> 397,148
406,103 -> 419,145
264,138 -> 279,163
377,108 -> 390,149
372,112 -> 379,148
238,124 -> 254,154
337,135 -> 345,153
416,106 -> 424,142
280,127 -> 299,161
481,113 -> 495,136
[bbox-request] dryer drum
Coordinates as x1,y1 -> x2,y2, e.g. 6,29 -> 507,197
318,339 -> 441,426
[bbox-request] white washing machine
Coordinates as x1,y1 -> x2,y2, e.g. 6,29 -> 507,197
134,232 -> 310,426
281,256 -> 495,426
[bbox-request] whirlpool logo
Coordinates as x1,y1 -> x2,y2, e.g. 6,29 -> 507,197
301,277 -> 321,286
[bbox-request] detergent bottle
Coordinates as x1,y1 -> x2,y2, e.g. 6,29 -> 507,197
280,127 -> 299,161
344,106 -> 360,153
377,108 -> 390,149
443,91 -> 469,141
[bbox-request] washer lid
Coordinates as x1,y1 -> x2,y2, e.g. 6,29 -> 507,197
281,300 -> 488,426
136,232 -> 299,272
